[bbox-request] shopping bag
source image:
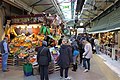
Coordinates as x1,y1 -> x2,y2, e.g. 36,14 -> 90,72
23,63 -> 33,76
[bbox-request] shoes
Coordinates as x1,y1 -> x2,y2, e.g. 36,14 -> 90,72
72,69 -> 76,72
83,69 -> 88,73
3,69 -> 9,72
60,76 -> 63,79
65,77 -> 71,80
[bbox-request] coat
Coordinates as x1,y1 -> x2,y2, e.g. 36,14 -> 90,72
37,46 -> 51,66
57,45 -> 73,68
83,43 -> 93,59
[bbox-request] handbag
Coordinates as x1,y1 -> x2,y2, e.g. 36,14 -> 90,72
73,50 -> 79,56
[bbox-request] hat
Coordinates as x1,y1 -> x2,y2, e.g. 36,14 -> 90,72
42,41 -> 47,46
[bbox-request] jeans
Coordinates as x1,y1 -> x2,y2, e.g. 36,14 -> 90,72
95,45 -> 100,54
73,55 -> 77,64
60,67 -> 69,78
83,58 -> 90,70
2,53 -> 9,71
40,65 -> 49,80
79,49 -> 84,64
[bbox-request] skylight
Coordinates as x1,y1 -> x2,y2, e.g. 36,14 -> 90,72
57,0 -> 77,21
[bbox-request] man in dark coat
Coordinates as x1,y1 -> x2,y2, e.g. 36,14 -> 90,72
37,41 -> 51,80
58,38 -> 73,80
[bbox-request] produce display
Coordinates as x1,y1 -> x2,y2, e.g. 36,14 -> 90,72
8,32 -> 61,66
8,33 -> 45,65
40,25 -> 50,35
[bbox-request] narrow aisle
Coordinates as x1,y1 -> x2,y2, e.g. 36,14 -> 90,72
0,54 -> 119,80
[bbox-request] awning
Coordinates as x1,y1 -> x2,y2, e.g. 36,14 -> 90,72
88,24 -> 108,33
88,23 -> 120,33
107,23 -> 120,31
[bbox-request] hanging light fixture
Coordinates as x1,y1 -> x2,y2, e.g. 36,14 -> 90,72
80,22 -> 83,26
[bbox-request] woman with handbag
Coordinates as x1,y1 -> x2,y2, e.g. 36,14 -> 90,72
37,41 -> 51,80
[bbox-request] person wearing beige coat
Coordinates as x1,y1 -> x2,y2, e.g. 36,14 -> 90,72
82,40 -> 93,72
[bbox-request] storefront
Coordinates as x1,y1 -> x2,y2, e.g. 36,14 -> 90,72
0,13 -> 63,75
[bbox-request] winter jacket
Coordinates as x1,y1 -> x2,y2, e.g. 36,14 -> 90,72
57,45 -> 73,68
37,46 -> 51,66
83,43 -> 92,59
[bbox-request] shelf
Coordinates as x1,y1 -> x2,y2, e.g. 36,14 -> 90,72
12,21 -> 42,25
11,14 -> 43,19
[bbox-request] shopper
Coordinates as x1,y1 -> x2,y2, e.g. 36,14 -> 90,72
37,41 -> 51,80
57,38 -> 73,80
88,34 -> 95,53
72,45 -> 79,72
77,34 -> 85,65
94,36 -> 100,54
0,37 -> 10,72
82,40 -> 92,72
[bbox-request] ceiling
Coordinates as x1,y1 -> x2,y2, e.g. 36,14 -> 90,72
21,0 -> 57,14
20,0 -> 77,21
78,0 -> 117,27
4,0 -> 118,27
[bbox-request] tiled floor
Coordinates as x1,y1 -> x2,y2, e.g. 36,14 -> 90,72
0,54 -> 120,80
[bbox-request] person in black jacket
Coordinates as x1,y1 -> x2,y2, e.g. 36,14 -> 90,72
57,38 -> 73,80
37,41 -> 51,80
0,37 -> 10,72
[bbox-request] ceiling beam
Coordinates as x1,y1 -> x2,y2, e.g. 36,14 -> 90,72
30,0 -> 43,7
82,13 -> 89,17
76,0 -> 85,12
33,3 -> 53,6
42,6 -> 54,12
51,11 -> 57,15
85,3 -> 105,12
79,18 -> 92,20
86,10 -> 97,16
95,0 -> 114,3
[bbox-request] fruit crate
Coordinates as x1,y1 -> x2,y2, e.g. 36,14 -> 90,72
8,58 -> 15,66
7,54 -> 15,66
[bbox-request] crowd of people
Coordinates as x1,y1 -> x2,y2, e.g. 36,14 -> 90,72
36,33 -> 100,80
0,33 -> 100,80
